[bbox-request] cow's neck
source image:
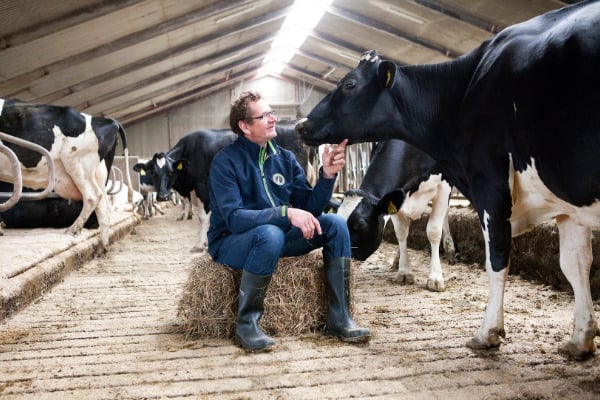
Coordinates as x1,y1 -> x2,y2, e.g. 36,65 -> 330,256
389,50 -> 482,163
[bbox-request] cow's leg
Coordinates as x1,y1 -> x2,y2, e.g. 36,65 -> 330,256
152,193 -> 165,215
191,205 -> 209,253
424,189 -> 450,292
467,211 -> 508,350
556,215 -> 598,360
146,192 -> 154,217
390,212 -> 414,284
176,197 -> 187,220
186,197 -> 194,219
440,187 -> 456,261
190,191 -> 207,252
64,161 -> 111,247
91,164 -> 111,247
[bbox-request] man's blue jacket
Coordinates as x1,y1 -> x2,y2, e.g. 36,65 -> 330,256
207,135 -> 336,258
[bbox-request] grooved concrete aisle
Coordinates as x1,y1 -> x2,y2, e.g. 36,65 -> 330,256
1,206 -> 599,399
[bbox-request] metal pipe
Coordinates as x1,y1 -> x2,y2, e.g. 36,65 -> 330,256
0,131 -> 56,207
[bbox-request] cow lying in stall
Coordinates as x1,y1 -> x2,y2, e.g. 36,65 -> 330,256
133,124 -> 312,253
0,98 -> 132,249
337,139 -> 455,291
0,165 -> 139,231
296,1 -> 600,360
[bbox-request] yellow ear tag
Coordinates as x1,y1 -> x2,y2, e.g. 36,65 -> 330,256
140,170 -> 146,176
387,201 -> 398,215
385,70 -> 392,87
177,162 -> 184,170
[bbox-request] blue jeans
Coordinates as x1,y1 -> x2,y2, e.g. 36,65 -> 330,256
212,213 -> 350,275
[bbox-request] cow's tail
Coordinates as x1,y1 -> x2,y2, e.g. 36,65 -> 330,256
117,122 -> 134,203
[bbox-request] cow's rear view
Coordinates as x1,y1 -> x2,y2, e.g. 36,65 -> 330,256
0,98 -> 131,248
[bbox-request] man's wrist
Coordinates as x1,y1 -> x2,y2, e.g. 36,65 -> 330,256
321,167 -> 337,179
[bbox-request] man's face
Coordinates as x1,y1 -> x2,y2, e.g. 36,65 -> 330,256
239,99 -> 278,146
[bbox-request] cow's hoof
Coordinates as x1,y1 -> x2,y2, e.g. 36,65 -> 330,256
190,246 -> 206,254
93,245 -> 108,258
393,272 -> 415,285
466,329 -> 504,350
426,279 -> 445,292
558,341 -> 596,361
65,227 -> 82,237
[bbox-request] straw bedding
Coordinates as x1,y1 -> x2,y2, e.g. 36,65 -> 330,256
177,251 -> 356,339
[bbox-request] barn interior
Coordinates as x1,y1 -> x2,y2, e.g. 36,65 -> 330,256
2,2 -> 600,398
2,0 -> 598,304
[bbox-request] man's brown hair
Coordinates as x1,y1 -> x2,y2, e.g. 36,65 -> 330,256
229,91 -> 262,135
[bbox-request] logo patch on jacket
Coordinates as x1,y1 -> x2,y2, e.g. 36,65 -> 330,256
272,173 -> 285,186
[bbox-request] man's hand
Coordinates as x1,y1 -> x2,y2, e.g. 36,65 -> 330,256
321,138 -> 348,179
287,207 -> 322,239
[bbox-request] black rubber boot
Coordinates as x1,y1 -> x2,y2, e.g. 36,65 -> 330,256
235,271 -> 275,352
325,257 -> 371,343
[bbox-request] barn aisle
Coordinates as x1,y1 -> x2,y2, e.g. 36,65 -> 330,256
0,205 -> 599,399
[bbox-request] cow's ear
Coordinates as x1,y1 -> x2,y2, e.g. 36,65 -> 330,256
378,61 -> 396,88
375,189 -> 405,215
175,160 -> 187,170
133,163 -> 145,173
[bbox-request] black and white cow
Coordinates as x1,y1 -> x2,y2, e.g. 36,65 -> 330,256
134,125 -> 312,253
133,129 -> 235,252
133,159 -> 165,220
296,0 -> 600,360
0,98 -> 132,247
337,139 -> 455,291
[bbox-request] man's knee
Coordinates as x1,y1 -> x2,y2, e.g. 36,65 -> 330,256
319,213 -> 348,236
254,224 -> 285,256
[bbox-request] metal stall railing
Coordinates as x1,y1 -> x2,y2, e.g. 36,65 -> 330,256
0,132 -> 56,212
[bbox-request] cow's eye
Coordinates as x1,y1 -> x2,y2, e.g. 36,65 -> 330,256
344,80 -> 356,90
354,219 -> 367,231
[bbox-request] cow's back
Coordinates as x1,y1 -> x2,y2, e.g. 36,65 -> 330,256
361,140 -> 440,197
0,99 -> 87,168
460,0 -> 600,207
170,129 -> 236,182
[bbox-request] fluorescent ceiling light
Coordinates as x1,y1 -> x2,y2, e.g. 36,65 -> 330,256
262,0 -> 333,75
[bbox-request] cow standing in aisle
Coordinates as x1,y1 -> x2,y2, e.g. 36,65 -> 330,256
133,129 -> 235,253
133,159 -> 165,220
134,125 -> 312,253
0,98 -> 132,248
296,0 -> 600,360
337,139 -> 455,291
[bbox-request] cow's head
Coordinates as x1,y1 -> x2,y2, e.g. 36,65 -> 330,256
338,189 -> 385,261
133,152 -> 187,201
296,50 -> 400,146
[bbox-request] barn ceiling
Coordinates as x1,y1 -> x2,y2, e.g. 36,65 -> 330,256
0,0 -> 577,126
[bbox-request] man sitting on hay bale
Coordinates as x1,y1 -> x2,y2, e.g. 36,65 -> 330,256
207,90 -> 371,352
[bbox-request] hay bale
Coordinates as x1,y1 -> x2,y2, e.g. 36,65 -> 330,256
177,251 -> 357,339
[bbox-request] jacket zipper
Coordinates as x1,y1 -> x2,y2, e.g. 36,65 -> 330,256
259,146 -> 276,207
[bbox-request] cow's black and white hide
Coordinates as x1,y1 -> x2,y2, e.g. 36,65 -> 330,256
297,0 -> 600,360
0,98 -> 132,248
337,140 -> 455,291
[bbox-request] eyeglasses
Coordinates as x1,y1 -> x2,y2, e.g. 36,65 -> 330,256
246,111 -> 276,121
